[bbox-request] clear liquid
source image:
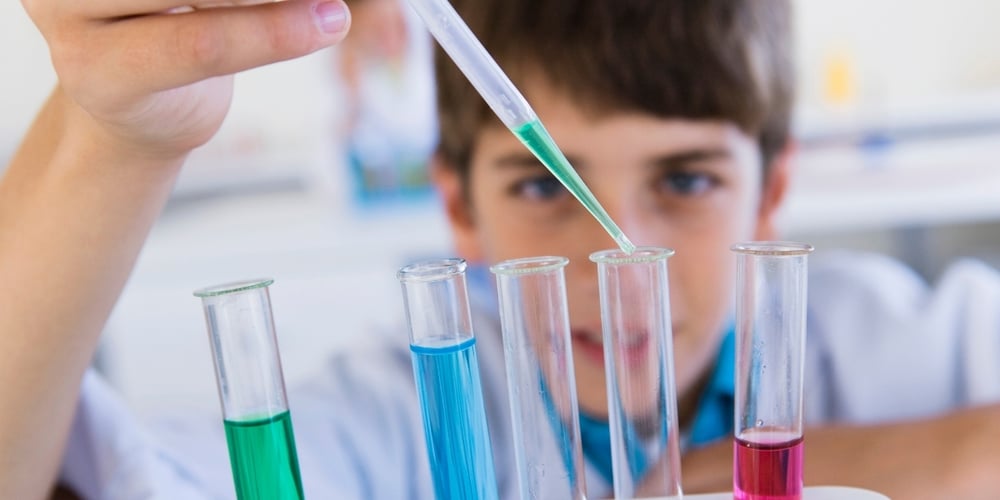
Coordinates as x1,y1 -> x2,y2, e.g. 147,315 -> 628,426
411,337 -> 499,500
513,119 -> 635,254
733,429 -> 804,500
223,411 -> 304,500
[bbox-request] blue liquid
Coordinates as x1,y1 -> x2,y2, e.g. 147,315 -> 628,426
411,337 -> 499,500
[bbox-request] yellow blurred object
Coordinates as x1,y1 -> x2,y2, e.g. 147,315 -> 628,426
824,49 -> 856,106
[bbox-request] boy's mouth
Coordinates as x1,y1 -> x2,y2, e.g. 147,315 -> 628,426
571,329 -> 651,366
571,329 -> 605,365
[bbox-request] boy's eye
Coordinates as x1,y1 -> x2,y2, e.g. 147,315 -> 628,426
511,175 -> 568,201
659,171 -> 717,196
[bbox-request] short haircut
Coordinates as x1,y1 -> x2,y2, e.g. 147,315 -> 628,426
434,0 -> 794,184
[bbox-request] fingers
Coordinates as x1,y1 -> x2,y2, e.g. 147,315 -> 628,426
49,0 -> 351,98
90,0 -> 279,20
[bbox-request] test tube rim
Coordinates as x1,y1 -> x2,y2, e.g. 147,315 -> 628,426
488,255 -> 569,276
192,278 -> 274,298
588,246 -> 675,265
397,257 -> 468,283
730,241 -> 814,256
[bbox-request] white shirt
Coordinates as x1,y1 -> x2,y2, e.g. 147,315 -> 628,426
803,252 -> 1000,423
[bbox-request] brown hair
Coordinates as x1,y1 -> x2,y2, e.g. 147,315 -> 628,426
435,0 -> 794,182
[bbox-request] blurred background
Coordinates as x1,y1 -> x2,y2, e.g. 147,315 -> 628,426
1,0 -> 999,419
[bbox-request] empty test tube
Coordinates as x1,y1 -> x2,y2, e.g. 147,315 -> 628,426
591,247 -> 683,499
490,256 -> 587,499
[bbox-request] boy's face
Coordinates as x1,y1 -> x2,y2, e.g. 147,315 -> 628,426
436,80 -> 788,417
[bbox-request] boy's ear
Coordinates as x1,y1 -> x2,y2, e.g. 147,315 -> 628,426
430,154 -> 484,261
753,142 -> 795,240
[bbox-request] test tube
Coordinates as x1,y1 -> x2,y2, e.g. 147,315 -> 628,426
590,247 -> 683,499
193,279 -> 303,500
732,242 -> 813,500
490,256 -> 587,500
398,258 -> 499,500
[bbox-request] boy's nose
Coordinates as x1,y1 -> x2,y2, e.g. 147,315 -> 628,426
598,202 -> 654,250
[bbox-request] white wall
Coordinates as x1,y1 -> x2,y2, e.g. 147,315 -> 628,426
0,3 -> 54,161
795,0 -> 1000,102
793,0 -> 1000,135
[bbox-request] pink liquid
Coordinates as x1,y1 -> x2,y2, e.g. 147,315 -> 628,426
733,431 -> 803,500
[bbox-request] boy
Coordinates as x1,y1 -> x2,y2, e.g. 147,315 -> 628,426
4,0 -> 1000,499
430,1 -> 1000,497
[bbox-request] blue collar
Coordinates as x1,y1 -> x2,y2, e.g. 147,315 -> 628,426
687,327 -> 736,447
578,327 -> 736,485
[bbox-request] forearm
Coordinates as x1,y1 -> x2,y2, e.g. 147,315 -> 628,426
805,406 -> 1000,499
679,427 -> 940,496
681,405 -> 1000,498
0,89 -> 185,499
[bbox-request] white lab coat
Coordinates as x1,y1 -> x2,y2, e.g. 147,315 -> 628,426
803,251 -> 1000,422
58,252 -> 1000,499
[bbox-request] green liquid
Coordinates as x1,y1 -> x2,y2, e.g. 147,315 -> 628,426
223,411 -> 304,500
513,119 -> 635,253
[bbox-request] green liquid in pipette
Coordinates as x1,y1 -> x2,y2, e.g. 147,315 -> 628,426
223,411 -> 304,500
513,119 -> 636,253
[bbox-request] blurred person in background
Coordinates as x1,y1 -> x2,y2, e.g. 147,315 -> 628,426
335,0 -> 438,204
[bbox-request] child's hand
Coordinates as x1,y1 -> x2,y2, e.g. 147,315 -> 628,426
20,0 -> 351,161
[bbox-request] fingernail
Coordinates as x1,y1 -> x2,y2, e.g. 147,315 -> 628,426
314,1 -> 349,34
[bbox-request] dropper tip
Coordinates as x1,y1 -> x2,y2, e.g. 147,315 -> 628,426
616,235 -> 637,255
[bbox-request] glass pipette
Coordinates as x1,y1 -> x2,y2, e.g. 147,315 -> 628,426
405,0 -> 636,254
